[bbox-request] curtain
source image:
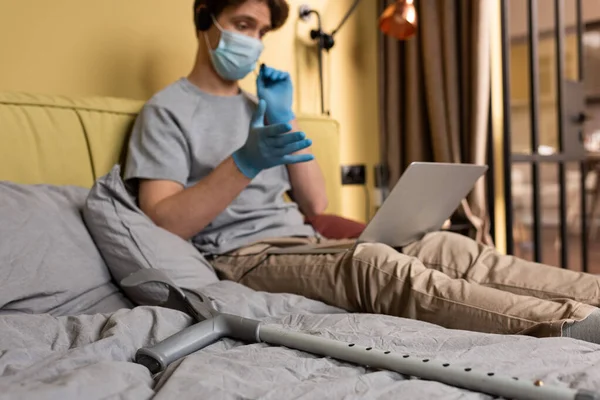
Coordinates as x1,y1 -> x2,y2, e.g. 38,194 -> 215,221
378,0 -> 493,245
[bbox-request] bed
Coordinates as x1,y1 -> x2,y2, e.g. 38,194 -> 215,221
1,91 -> 600,400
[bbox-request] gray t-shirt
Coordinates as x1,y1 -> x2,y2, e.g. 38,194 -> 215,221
124,78 -> 315,255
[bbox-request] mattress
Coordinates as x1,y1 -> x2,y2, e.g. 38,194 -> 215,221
1,280 -> 600,400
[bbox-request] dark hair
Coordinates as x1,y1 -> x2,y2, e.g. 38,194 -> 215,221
194,0 -> 289,31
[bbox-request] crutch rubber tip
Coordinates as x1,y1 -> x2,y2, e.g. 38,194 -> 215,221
576,389 -> 600,400
136,354 -> 162,375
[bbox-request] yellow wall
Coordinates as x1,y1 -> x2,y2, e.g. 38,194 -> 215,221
0,0 -> 380,222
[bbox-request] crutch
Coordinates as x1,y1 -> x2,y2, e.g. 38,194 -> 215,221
122,270 -> 599,400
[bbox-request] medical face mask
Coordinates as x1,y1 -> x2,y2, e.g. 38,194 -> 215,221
205,15 -> 264,81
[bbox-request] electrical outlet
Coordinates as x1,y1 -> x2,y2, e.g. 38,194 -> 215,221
341,165 -> 366,185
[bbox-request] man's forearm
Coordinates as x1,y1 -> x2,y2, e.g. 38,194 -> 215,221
286,120 -> 328,216
149,157 -> 251,240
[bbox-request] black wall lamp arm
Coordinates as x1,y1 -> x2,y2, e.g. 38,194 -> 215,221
299,0 -> 362,115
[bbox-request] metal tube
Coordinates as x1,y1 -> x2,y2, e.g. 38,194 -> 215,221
307,10 -> 326,115
487,90 -> 496,243
259,324 -> 595,400
135,314 -> 261,374
331,0 -> 361,36
135,314 -> 600,399
555,0 -> 570,269
500,0 -> 514,255
317,39 -> 325,115
136,317 -> 225,373
559,162 -> 569,268
581,161 -> 589,271
528,0 -> 543,263
456,2 -> 465,162
576,0 -> 589,272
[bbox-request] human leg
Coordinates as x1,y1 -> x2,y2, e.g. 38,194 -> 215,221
402,231 -> 600,305
211,239 -> 595,339
210,238 -> 354,309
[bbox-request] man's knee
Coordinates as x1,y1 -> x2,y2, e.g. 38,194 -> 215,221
344,242 -> 417,314
421,231 -> 480,250
352,242 -> 401,264
401,230 -> 484,268
425,231 -> 475,248
351,242 -> 420,279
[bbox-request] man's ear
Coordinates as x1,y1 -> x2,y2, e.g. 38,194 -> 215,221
195,4 -> 212,31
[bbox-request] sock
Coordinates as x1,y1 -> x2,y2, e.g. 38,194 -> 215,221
562,309 -> 600,344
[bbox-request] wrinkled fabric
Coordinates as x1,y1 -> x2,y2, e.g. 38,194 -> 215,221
1,280 -> 600,399
0,182 -> 132,316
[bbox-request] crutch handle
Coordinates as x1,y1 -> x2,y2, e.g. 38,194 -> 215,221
135,314 -> 261,374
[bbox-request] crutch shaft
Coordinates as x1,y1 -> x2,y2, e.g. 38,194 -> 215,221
258,325 -> 596,400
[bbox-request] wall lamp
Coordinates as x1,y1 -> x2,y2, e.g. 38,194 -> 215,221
299,0 -> 418,115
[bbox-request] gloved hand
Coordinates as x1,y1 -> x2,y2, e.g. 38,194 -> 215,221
256,64 -> 295,124
233,99 -> 314,179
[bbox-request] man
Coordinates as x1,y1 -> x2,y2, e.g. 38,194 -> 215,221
124,0 -> 600,344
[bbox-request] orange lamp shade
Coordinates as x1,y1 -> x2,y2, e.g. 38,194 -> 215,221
379,0 -> 418,40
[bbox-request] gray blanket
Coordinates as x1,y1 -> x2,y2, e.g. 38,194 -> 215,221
1,281 -> 600,400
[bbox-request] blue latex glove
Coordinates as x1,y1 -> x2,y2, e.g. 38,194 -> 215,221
233,99 -> 314,179
256,64 -> 295,125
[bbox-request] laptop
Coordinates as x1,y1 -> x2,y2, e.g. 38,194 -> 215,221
269,162 -> 488,254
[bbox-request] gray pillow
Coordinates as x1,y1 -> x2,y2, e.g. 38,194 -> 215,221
82,165 -> 219,308
0,182 -> 133,316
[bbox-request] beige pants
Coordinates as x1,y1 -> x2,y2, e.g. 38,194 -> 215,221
210,232 -> 600,337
